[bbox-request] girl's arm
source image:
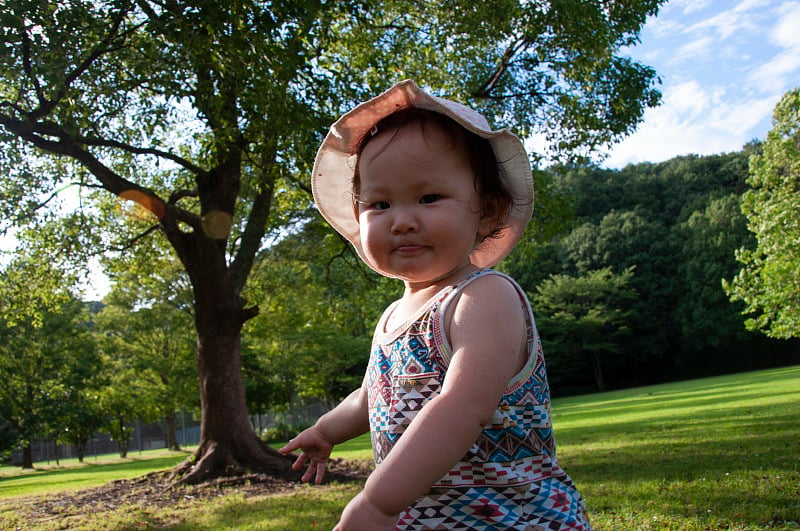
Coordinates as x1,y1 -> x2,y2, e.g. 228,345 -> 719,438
337,274 -> 528,528
279,381 -> 370,484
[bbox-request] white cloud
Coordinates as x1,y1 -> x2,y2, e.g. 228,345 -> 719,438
686,0 -> 775,39
667,80 -> 714,116
771,1 -> 800,47
601,81 -> 778,168
646,14 -> 684,39
684,1 -> 714,14
689,10 -> 748,39
750,48 -> 800,90
733,0 -> 774,11
747,2 -> 800,91
662,0 -> 713,16
674,36 -> 715,62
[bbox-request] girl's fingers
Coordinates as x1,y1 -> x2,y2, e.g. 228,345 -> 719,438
314,459 -> 327,484
278,437 -> 298,454
301,460 -> 317,483
292,452 -> 308,471
284,446 -> 329,484
298,457 -> 328,484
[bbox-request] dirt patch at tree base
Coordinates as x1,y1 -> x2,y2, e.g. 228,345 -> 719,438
17,458 -> 373,528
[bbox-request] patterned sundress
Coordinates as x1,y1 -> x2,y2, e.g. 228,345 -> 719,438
365,269 -> 591,530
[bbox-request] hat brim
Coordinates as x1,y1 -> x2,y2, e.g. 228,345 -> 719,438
312,80 -> 533,272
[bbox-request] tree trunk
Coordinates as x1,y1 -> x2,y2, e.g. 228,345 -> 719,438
165,414 -> 180,451
21,444 -> 34,469
118,439 -> 128,458
592,351 -> 606,392
76,439 -> 87,463
170,294 -> 293,485
115,415 -> 130,458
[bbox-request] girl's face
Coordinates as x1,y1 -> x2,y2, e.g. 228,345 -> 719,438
356,123 -> 495,288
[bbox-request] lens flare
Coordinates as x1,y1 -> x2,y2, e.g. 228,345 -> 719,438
202,210 -> 233,239
119,190 -> 165,220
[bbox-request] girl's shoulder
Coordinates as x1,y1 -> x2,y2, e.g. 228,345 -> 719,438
446,269 -> 527,311
441,269 -> 529,340
440,269 -> 531,382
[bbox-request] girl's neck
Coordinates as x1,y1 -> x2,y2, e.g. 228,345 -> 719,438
401,260 -> 478,303
383,262 -> 480,334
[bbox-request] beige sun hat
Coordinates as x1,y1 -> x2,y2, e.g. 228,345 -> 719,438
311,79 -> 533,272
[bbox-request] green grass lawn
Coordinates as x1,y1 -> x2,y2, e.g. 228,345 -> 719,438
0,449 -> 193,497
552,366 -> 800,529
1,365 -> 798,530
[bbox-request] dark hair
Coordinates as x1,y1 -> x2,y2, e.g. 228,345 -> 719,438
352,108 -> 514,241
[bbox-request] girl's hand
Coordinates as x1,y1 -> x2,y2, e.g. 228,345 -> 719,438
333,491 -> 399,531
278,425 -> 334,484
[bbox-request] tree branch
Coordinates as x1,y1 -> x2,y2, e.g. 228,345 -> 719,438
229,146 -> 276,296
108,224 -> 161,252
169,188 -> 199,204
29,6 -> 134,120
0,111 -> 206,234
77,134 -> 207,176
20,28 -> 45,106
471,36 -> 529,98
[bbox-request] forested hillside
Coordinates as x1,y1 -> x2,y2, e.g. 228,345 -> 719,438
502,143 -> 797,395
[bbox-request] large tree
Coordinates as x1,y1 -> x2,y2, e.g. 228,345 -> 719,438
0,0 -> 665,483
725,88 -> 800,340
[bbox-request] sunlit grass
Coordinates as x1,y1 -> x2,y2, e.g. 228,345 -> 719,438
0,484 -> 363,530
1,366 -> 798,530
329,433 -> 373,461
554,366 -> 800,529
0,448 -> 193,497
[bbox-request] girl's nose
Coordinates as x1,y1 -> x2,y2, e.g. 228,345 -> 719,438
391,207 -> 419,234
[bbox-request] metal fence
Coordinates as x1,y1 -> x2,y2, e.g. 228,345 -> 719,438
10,403 -> 329,466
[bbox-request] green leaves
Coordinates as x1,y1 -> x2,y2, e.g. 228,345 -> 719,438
725,88 -> 800,339
532,267 -> 636,391
0,1 -> 669,460
0,296 -> 99,462
1,0 -> 668,313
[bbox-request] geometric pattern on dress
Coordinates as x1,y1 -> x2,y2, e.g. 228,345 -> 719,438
473,428 -> 539,462
396,478 -> 591,530
388,372 -> 439,433
438,457 -> 552,486
365,269 -> 591,530
528,476 -> 592,530
370,430 -> 398,464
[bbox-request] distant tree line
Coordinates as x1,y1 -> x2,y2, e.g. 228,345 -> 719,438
503,143 -> 797,394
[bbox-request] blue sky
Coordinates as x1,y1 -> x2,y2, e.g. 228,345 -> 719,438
601,0 -> 800,168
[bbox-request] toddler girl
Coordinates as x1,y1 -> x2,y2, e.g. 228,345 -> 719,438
280,80 -> 590,530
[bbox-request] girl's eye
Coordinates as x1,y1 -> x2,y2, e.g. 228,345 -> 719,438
372,201 -> 391,211
419,194 -> 441,205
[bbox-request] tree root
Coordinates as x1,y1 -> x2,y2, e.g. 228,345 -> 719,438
168,439 -> 296,487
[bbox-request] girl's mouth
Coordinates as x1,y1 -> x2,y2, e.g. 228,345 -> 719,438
394,245 -> 425,254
